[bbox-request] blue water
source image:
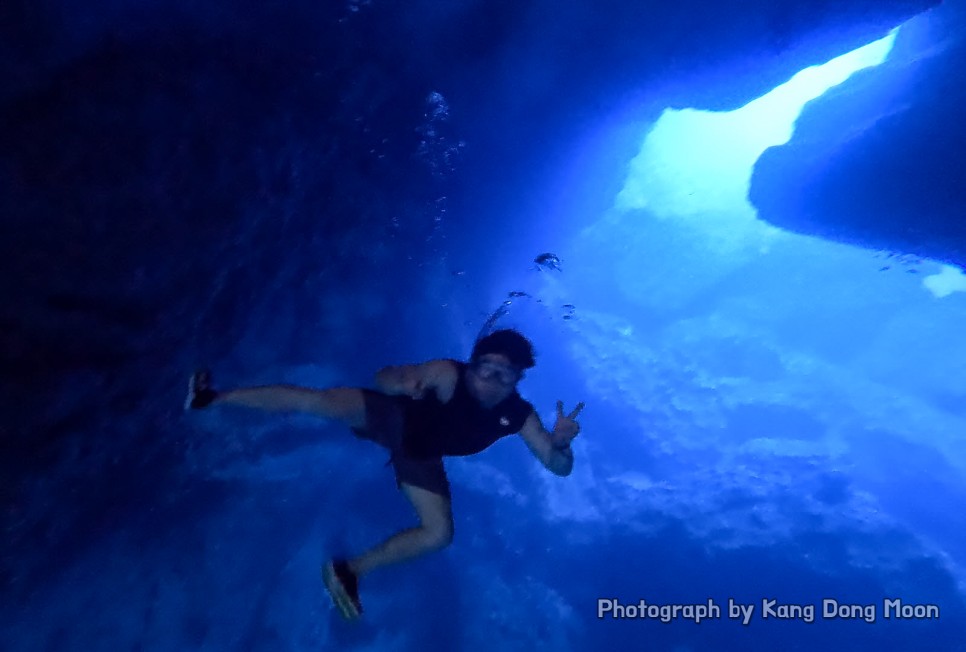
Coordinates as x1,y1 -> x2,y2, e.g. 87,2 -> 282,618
2,1 -> 965,650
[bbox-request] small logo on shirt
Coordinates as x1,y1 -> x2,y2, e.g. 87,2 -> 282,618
499,416 -> 510,427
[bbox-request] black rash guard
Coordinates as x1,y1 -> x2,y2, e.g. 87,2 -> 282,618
401,361 -> 533,459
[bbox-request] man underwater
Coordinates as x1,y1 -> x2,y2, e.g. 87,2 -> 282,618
184,329 -> 584,620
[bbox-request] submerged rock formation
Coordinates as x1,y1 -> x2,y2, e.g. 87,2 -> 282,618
751,1 -> 966,267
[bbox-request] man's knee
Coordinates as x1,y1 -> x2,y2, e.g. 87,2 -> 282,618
400,482 -> 453,550
422,520 -> 454,550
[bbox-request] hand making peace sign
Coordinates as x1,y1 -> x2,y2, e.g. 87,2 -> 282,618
552,400 -> 585,447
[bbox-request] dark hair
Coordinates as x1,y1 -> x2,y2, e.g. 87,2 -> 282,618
471,329 -> 536,370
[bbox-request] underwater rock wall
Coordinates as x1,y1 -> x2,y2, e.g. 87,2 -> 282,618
750,0 -> 966,266
0,9 -> 448,604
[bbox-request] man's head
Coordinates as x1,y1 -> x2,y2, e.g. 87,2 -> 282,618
471,329 -> 536,371
466,330 -> 535,407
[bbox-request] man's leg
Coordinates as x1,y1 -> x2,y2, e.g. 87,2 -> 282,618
217,386 -> 366,428
323,483 -> 452,619
186,370 -> 366,429
348,482 -> 454,577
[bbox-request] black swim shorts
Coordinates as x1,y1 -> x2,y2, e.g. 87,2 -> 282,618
351,390 -> 451,499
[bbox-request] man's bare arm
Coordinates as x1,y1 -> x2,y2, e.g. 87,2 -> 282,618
374,359 -> 457,398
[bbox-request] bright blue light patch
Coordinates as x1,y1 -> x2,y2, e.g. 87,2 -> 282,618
616,30 -> 898,223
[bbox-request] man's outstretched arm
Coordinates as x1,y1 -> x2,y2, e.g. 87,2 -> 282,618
373,359 -> 457,399
518,401 -> 585,477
